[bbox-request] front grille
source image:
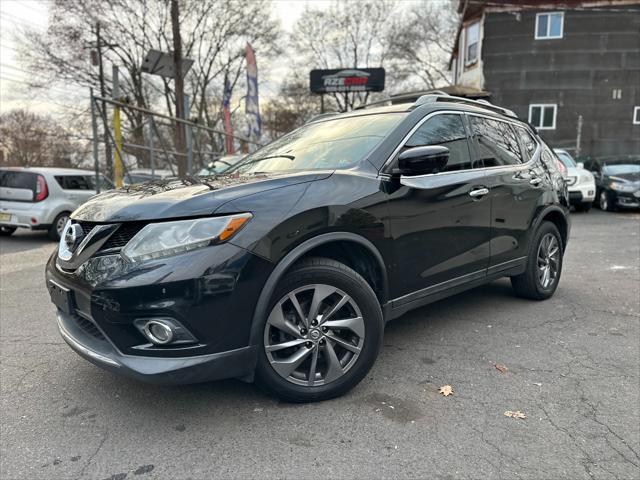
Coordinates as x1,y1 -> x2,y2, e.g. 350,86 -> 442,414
102,223 -> 146,250
73,220 -> 145,252
72,314 -> 106,341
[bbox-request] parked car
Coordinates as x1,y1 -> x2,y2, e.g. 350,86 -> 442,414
584,158 -> 640,211
45,95 -> 570,402
197,155 -> 245,176
0,167 -> 112,240
123,168 -> 174,185
553,149 -> 596,212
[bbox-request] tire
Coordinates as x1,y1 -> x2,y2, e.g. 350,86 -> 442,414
255,257 -> 383,403
599,190 -> 614,212
511,221 -> 563,300
0,226 -> 17,236
574,202 -> 591,212
48,212 -> 70,241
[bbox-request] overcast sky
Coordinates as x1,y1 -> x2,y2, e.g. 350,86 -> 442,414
0,0 -> 330,117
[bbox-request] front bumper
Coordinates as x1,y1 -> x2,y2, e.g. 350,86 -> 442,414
57,309 -> 257,384
46,242 -> 273,384
567,181 -> 595,205
614,192 -> 640,208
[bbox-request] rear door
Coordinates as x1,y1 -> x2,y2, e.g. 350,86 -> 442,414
469,116 -> 547,274
54,175 -> 97,205
386,112 -> 492,303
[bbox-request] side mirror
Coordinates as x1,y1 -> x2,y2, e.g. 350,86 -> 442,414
577,162 -> 585,169
397,146 -> 450,176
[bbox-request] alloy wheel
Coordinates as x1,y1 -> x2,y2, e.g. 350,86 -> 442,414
537,233 -> 560,289
600,191 -> 609,211
264,284 -> 365,387
56,215 -> 69,237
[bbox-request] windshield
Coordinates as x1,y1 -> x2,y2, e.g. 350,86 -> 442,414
603,163 -> 640,175
555,151 -> 576,168
231,113 -> 406,174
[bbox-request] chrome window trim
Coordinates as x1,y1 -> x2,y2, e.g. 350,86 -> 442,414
379,110 -> 541,179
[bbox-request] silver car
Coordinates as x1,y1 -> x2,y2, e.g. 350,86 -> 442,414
0,167 -> 112,240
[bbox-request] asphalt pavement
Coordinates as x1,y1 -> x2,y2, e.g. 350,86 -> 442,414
1,209 -> 639,480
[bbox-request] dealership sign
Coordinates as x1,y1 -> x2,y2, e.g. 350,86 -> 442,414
310,68 -> 385,94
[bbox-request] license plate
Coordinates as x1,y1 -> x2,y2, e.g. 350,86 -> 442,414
48,280 -> 74,315
0,213 -> 11,222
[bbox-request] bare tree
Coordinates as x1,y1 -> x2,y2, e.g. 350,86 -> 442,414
0,110 -> 87,167
17,0 -> 280,172
291,0 -> 398,111
388,0 -> 458,91
262,77 -> 321,140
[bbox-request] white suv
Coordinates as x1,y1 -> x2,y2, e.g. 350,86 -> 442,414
0,167 -> 112,240
554,149 -> 596,212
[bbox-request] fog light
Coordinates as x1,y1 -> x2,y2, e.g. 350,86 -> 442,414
134,317 -> 197,346
143,320 -> 174,345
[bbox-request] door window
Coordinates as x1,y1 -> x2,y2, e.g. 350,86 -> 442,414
55,175 -> 93,190
514,126 -> 538,162
469,116 -> 523,167
404,114 -> 475,172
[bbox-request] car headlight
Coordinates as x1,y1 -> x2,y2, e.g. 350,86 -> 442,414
610,182 -> 635,192
121,213 -> 252,262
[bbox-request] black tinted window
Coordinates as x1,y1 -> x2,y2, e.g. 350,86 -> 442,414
514,126 -> 538,162
55,175 -> 92,190
0,171 -> 36,190
469,116 -> 523,167
405,114 -> 474,171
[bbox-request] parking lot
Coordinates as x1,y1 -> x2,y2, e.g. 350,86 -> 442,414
0,209 -> 638,480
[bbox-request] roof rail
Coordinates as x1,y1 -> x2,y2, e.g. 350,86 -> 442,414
414,94 -> 517,119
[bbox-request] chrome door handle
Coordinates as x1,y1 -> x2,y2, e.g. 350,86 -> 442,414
530,177 -> 543,186
469,187 -> 489,197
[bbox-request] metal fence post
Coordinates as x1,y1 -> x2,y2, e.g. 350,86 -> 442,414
147,120 -> 155,179
90,88 -> 101,193
185,94 -> 193,175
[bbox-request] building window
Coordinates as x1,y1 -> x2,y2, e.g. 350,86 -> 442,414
529,104 -> 557,130
535,12 -> 564,39
634,107 -> 640,125
465,22 -> 480,66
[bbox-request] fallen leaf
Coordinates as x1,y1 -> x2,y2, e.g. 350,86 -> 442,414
494,362 -> 508,374
438,385 -> 453,397
504,410 -> 526,419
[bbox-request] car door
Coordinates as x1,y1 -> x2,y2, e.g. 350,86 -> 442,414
385,112 -> 492,303
55,175 -> 97,206
469,116 -> 548,274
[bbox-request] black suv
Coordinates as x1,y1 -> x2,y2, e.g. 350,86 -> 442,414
45,95 -> 570,402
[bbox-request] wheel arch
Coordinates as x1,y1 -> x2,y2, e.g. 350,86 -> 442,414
248,232 -> 389,350
533,206 -> 570,250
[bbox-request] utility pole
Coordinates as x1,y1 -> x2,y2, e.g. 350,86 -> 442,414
95,22 -> 113,179
171,0 -> 187,177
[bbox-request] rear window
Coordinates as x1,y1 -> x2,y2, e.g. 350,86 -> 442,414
0,170 -> 37,190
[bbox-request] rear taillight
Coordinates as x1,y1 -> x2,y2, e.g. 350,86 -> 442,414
555,158 -> 567,177
35,175 -> 48,201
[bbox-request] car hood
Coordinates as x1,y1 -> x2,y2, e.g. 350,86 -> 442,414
608,172 -> 640,183
71,171 -> 332,222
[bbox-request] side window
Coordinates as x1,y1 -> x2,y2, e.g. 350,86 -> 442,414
514,126 -> 538,162
469,116 -> 523,167
404,114 -> 474,172
55,175 -> 92,190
